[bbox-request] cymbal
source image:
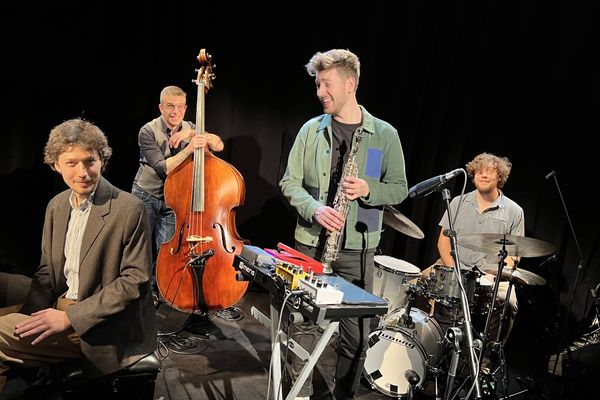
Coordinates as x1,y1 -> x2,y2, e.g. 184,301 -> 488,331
480,265 -> 547,286
383,205 -> 424,239
457,233 -> 557,258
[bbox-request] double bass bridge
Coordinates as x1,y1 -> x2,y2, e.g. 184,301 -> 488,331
187,235 -> 214,257
188,235 -> 214,245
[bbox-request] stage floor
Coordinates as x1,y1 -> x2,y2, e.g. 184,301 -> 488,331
1,283 -> 595,399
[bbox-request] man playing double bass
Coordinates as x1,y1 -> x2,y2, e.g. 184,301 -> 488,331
131,85 -> 224,303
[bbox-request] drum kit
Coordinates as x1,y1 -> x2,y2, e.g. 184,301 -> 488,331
364,206 -> 557,399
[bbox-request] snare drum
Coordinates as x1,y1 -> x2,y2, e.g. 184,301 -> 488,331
425,265 -> 478,308
373,255 -> 422,313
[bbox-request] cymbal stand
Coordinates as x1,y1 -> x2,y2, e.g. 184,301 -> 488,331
478,244 -> 508,363
477,242 -> 527,400
494,278 -> 518,398
495,278 -> 515,343
440,188 -> 482,399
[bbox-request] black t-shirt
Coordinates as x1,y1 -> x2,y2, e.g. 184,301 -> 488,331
327,119 -> 361,205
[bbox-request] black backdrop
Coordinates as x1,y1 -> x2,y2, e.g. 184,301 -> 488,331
2,1 -> 598,336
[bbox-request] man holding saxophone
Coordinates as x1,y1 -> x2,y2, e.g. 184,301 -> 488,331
279,49 -> 408,400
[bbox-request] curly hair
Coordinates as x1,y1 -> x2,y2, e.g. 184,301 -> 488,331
44,118 -> 112,171
465,152 -> 512,188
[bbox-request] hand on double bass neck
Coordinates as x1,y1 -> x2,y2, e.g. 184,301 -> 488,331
168,128 -> 224,153
165,131 -> 224,175
191,132 -> 224,153
181,134 -> 215,156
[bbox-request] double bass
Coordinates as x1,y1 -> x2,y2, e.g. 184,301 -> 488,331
156,49 -> 249,313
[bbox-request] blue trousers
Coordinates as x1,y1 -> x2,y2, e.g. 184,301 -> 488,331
131,184 -> 175,292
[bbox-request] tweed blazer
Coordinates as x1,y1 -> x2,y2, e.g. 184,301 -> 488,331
21,176 -> 157,378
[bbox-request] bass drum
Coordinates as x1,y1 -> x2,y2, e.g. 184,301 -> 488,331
363,308 -> 444,398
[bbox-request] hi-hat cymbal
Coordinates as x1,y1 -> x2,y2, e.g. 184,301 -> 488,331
458,233 -> 557,258
383,205 -> 424,239
480,265 -> 547,286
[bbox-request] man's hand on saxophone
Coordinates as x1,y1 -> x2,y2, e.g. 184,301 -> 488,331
314,206 -> 345,232
341,176 -> 370,200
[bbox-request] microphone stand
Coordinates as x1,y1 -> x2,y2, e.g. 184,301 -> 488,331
440,188 -> 482,399
547,171 -> 587,375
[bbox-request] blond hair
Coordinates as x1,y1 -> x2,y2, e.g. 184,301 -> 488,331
305,49 -> 360,89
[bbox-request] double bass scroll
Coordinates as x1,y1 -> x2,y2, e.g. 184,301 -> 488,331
156,49 -> 249,313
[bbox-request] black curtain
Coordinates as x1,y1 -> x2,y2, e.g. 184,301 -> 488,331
2,0 -> 597,331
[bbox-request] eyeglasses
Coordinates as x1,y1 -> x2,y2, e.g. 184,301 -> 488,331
163,103 -> 187,112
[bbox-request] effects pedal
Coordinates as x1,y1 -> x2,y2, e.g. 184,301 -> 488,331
298,276 -> 343,305
275,262 -> 307,290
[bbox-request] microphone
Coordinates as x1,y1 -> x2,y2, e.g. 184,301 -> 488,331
408,168 -> 463,199
545,170 -> 556,180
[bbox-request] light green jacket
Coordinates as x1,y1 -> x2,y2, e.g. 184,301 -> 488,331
280,106 -> 408,250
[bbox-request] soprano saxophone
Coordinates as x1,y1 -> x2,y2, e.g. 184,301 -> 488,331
321,128 -> 365,274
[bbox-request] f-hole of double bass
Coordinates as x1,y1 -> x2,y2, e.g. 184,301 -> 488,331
213,222 -> 236,254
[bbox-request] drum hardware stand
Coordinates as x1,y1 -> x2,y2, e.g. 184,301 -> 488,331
477,246 -> 528,400
400,288 -> 417,328
494,276 -> 518,397
478,246 -> 508,351
490,370 -> 532,400
494,267 -> 516,342
546,171 -> 588,380
405,369 -> 420,400
444,326 -> 463,400
433,367 -> 443,400
440,187 -> 483,399
500,387 -> 529,400
473,243 -> 511,400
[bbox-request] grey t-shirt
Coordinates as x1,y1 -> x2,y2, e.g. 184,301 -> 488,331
439,189 -> 525,268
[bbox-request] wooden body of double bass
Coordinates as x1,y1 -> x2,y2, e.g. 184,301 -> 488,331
156,151 -> 249,312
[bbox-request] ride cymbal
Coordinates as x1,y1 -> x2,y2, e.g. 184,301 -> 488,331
457,233 -> 557,258
383,205 -> 424,239
480,265 -> 547,286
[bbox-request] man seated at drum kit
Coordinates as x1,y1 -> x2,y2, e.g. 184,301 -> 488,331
363,153 -> 557,399
427,152 -> 523,376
